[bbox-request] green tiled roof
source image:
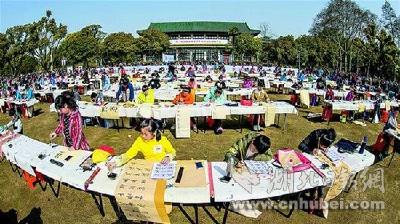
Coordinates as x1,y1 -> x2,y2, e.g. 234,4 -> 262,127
138,21 -> 260,35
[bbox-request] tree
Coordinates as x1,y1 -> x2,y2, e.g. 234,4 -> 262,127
102,32 -> 138,65
59,25 -> 104,68
353,23 -> 400,80
233,33 -> 262,62
381,0 -> 400,46
228,27 -> 240,46
0,33 -> 10,75
25,10 -> 67,71
310,0 -> 376,72
263,35 -> 297,66
376,29 -> 399,81
137,29 -> 169,62
4,25 -> 33,75
259,22 -> 273,41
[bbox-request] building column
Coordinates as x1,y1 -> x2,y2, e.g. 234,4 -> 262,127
175,49 -> 179,61
218,50 -> 221,62
204,51 -> 207,61
189,50 -> 193,62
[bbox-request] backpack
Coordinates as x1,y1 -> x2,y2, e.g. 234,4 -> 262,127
273,148 -> 326,178
273,148 -> 311,173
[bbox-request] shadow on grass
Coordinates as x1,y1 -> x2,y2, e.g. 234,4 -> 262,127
34,108 -> 44,117
0,207 -> 43,224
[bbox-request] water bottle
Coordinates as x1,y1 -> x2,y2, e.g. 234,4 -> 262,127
226,156 -> 235,178
359,136 -> 367,154
220,156 -> 234,183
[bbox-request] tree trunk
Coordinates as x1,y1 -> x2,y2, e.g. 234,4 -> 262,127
50,51 -> 53,71
339,49 -> 342,72
348,52 -> 352,73
344,43 -> 347,73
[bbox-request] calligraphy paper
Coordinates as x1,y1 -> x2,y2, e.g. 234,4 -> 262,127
151,163 -> 176,179
175,106 -> 191,138
244,160 -> 273,175
99,105 -> 119,120
115,160 -> 170,224
175,160 -> 207,188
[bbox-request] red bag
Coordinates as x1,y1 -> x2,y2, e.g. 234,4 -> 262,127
290,94 -> 298,105
380,110 -> 389,123
273,148 -> 325,178
240,99 -> 253,106
274,148 -> 312,173
206,117 -> 214,128
372,132 -> 386,153
322,106 -> 333,121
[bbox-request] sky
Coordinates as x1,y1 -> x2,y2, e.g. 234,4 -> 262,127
1,0 -> 399,37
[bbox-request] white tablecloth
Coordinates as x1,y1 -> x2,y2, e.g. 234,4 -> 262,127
212,145 -> 374,202
1,134 -> 375,203
50,101 -> 297,119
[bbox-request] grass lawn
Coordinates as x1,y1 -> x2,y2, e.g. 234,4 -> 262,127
0,94 -> 399,223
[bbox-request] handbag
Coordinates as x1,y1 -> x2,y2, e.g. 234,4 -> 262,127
273,148 -> 311,173
240,99 -> 253,106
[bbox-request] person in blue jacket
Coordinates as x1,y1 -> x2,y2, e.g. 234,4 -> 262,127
24,84 -> 34,100
116,77 -> 134,102
14,84 -> 22,100
102,73 -> 111,91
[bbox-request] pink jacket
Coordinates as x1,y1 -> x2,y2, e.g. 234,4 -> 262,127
55,110 -> 90,150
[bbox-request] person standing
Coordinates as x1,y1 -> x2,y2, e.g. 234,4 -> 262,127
50,92 -> 90,150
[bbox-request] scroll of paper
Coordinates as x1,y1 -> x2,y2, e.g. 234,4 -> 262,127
211,106 -> 230,119
115,159 -> 170,223
100,105 -> 120,120
262,103 -> 276,126
175,106 -> 191,138
175,160 -> 207,188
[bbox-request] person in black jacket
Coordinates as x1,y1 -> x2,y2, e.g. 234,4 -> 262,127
148,73 -> 161,89
298,128 -> 336,154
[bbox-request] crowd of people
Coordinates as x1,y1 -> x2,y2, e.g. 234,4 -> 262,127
1,62 -> 399,152
1,61 -> 399,220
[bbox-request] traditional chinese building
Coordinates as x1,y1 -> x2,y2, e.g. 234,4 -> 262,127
137,21 -> 260,63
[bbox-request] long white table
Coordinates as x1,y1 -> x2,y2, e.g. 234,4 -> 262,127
50,101 -> 297,119
0,134 -> 376,223
1,134 -> 374,200
0,98 -> 39,108
1,134 -> 210,201
324,100 -> 399,111
212,145 -> 374,202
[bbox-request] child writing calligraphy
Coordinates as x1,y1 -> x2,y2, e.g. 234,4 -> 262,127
50,92 -> 90,150
107,119 -> 176,168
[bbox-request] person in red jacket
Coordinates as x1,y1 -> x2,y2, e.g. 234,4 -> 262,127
172,86 -> 194,105
172,86 -> 197,131
50,91 -> 90,150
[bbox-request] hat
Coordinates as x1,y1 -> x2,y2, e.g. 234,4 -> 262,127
92,145 -> 115,164
142,85 -> 149,92
181,85 -> 190,93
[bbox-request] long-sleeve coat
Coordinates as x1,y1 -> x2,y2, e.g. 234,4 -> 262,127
225,132 -> 272,163
116,83 -> 134,102
298,129 -> 331,154
55,110 -> 90,150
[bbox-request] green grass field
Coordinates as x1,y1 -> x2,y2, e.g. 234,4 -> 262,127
0,94 -> 399,224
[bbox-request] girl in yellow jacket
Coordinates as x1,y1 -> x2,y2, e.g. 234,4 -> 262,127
107,119 -> 176,168
135,85 -> 155,104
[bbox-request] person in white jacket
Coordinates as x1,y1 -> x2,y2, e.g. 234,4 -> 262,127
6,109 -> 23,134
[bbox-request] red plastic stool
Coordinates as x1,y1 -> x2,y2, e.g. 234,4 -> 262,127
22,171 -> 37,190
380,110 -> 389,123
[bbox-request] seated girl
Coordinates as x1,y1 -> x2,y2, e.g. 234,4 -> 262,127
225,132 -> 272,165
6,109 -> 23,134
108,119 -> 176,168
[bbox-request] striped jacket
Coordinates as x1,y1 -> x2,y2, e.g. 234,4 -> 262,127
55,110 -> 90,150
225,132 -> 272,163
